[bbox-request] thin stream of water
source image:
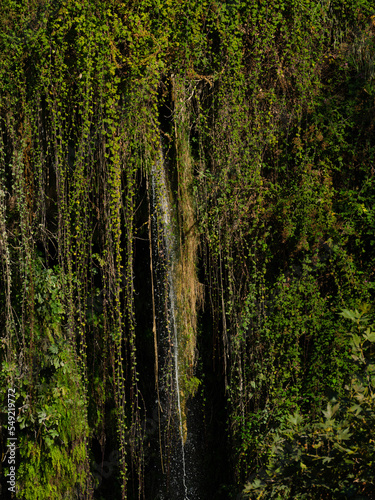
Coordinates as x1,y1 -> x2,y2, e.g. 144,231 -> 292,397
151,150 -> 190,499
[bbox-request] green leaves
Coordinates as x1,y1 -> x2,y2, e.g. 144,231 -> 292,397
339,308 -> 361,320
287,411 -> 304,427
322,401 -> 340,420
336,426 -> 352,441
243,308 -> 375,498
1,0 -> 374,497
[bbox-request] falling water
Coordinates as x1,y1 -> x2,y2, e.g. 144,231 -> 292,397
151,146 -> 190,500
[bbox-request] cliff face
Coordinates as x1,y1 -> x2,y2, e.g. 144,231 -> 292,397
0,2 -> 374,499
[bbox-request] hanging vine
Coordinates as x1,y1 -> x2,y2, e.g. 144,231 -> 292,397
0,1 -> 374,499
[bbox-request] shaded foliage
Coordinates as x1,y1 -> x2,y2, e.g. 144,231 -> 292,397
0,1 -> 374,499
243,307 -> 375,499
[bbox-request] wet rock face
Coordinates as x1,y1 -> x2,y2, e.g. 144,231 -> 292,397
150,143 -> 203,499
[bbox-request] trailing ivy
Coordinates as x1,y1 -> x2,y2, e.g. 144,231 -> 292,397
0,1 -> 374,499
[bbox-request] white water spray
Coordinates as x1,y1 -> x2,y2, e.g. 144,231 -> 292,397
151,147 -> 190,500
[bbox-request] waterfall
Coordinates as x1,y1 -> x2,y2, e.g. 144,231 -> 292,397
151,145 -> 191,500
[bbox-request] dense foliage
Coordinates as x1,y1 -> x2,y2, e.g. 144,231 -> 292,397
0,1 -> 374,499
243,307 -> 375,499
